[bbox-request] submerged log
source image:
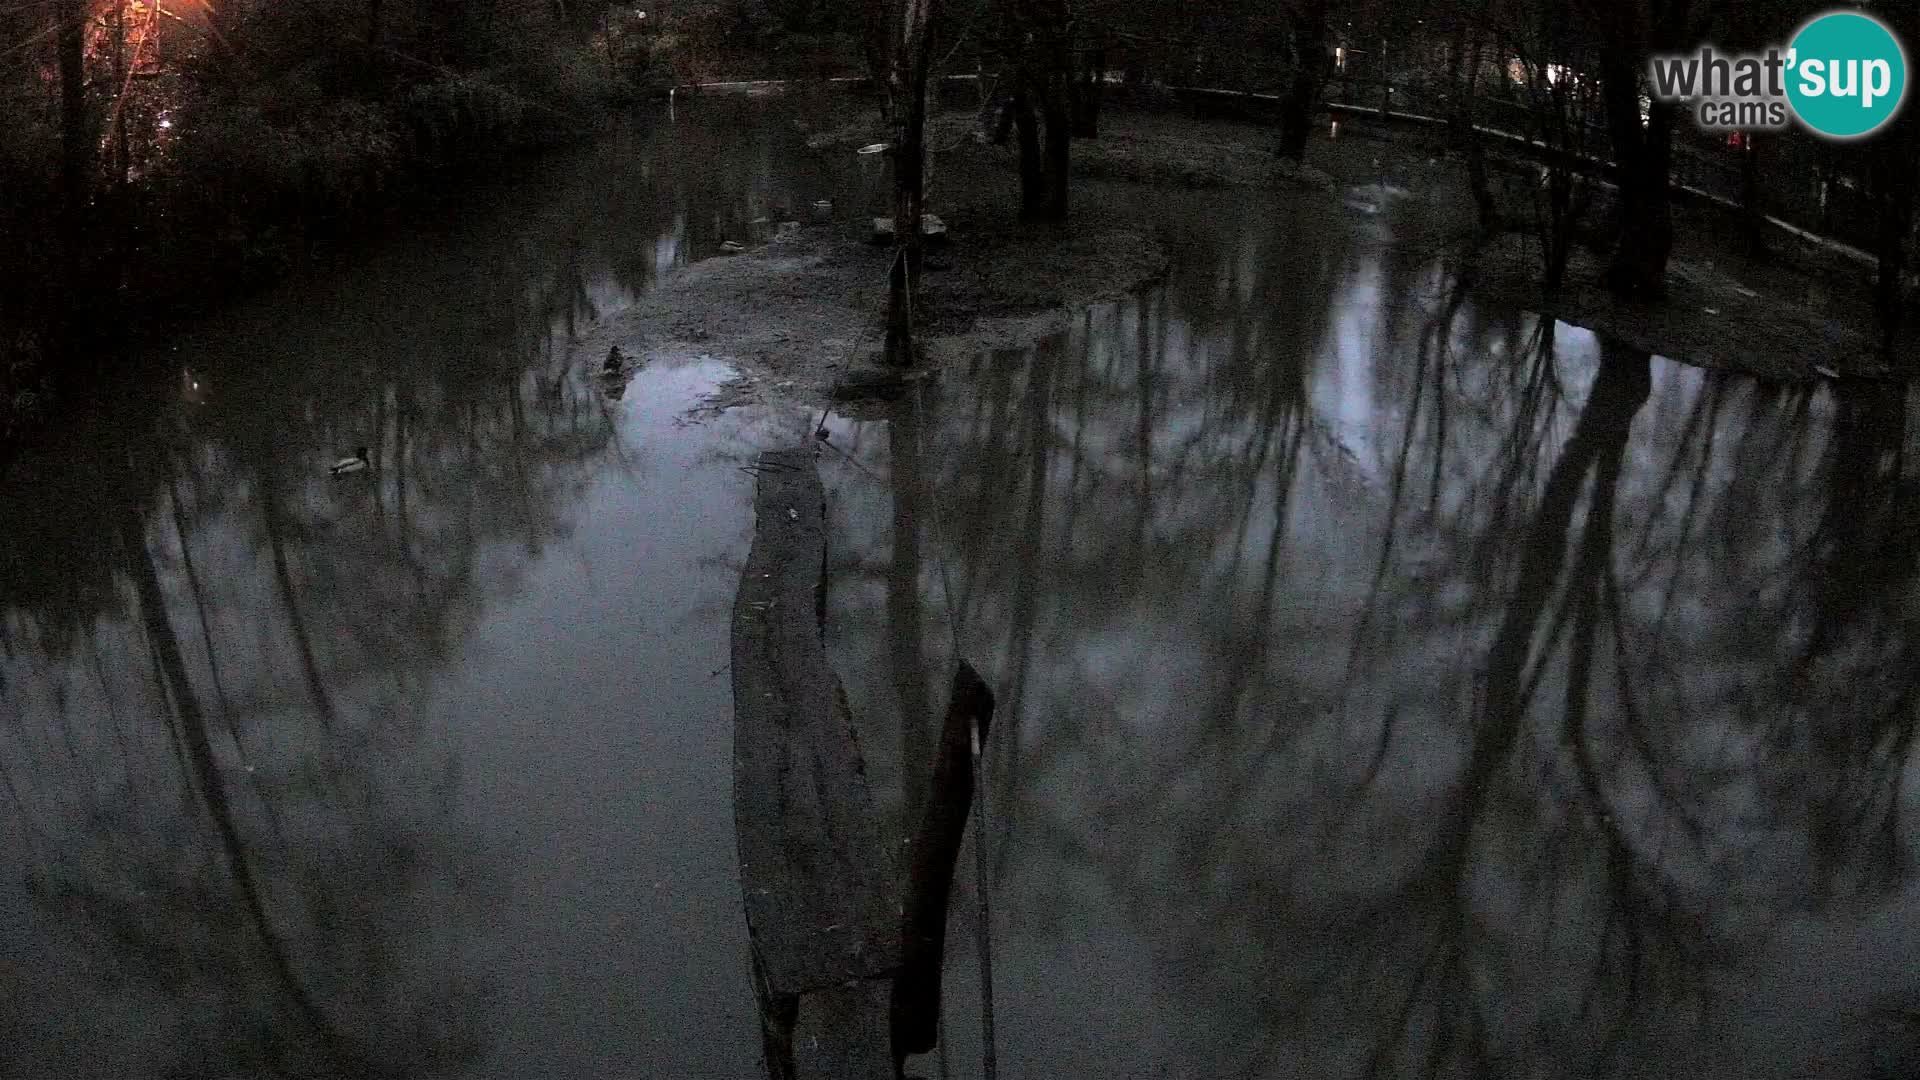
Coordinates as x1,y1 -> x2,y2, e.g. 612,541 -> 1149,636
732,448 -> 901,1080
890,662 -> 996,1068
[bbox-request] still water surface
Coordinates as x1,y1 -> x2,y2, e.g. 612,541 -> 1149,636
4,96 -> 1920,1080
0,101 -> 847,1078
824,185 -> 1920,1079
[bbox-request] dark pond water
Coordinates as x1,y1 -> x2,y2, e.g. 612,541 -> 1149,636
820,187 -> 1920,1078
5,92 -> 1920,1080
0,98 -> 866,1078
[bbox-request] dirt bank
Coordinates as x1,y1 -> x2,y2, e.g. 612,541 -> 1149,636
1464,231 -> 1908,381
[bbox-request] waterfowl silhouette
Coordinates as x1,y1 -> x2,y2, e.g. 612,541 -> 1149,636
330,447 -> 370,475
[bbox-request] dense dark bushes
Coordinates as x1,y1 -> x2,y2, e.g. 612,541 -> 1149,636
0,0 -> 644,440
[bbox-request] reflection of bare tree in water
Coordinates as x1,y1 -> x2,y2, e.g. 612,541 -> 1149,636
118,497 -> 386,1072
1772,384 -> 1918,899
845,218 -> 1920,1077
1,376 -> 601,1072
1289,324 -> 1920,1077
1379,335 -> 1668,1079
262,456 -> 344,734
0,232 -> 621,1078
889,388 -> 936,831
991,334 -> 1061,866
0,99 -> 845,1075
1065,325 -> 1680,1080
6,472 -> 488,1073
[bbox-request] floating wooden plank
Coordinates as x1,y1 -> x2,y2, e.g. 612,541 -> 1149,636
732,448 -> 900,1080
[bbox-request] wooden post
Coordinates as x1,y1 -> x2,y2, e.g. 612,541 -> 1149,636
890,662 -> 995,1071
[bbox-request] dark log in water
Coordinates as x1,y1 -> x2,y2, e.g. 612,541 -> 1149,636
732,447 -> 900,1080
890,661 -> 996,1068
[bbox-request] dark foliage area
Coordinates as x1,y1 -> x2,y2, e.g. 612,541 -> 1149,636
0,0 -> 762,439
4,0 -> 1918,439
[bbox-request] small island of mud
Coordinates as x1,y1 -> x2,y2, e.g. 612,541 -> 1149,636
595,106 -> 1375,411
605,198 -> 1169,412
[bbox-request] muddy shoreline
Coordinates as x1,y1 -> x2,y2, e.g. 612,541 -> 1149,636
607,103 -> 1908,402
602,108 -> 1357,412
1463,232 -> 1904,381
604,184 -> 1172,412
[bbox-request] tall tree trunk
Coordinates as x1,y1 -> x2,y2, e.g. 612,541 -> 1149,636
1276,0 -> 1329,162
1445,20 -> 1468,140
1450,13 -> 1497,229
1873,5 -> 1920,346
57,0 -> 87,209
885,0 -> 937,366
1598,40 -> 1676,298
1543,165 -> 1576,291
1872,144 -> 1916,346
108,0 -> 134,299
56,0 -> 90,279
1739,133 -> 1768,259
1012,79 -> 1046,220
1040,68 -> 1070,221
112,1 -> 129,188
367,0 -> 383,75
1072,47 -> 1104,137
990,92 -> 1016,145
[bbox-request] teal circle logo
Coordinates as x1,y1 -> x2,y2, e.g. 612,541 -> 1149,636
1786,11 -> 1907,138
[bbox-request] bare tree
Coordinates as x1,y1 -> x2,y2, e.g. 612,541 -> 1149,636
1583,0 -> 1714,298
1868,4 -> 1920,345
875,0 -> 940,364
1276,0 -> 1330,161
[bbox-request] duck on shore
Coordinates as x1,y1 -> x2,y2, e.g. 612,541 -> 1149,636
330,447 -> 369,475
